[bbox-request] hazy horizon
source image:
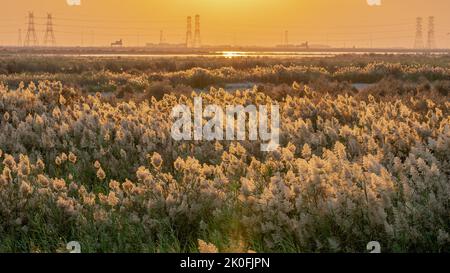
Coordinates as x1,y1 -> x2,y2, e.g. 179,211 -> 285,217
1,0 -> 450,48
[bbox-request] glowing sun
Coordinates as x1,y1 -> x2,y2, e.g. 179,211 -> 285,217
367,0 -> 381,6
66,0 -> 81,6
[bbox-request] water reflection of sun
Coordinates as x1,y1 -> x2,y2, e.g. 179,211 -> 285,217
222,51 -> 244,58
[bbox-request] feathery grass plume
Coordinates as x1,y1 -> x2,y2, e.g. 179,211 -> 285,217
68,152 -> 77,164
0,62 -> 448,253
96,167 -> 106,181
149,152 -> 163,169
198,239 -> 219,253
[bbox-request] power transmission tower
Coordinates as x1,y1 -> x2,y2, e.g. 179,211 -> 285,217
193,15 -> 201,48
427,16 -> 436,49
44,13 -> 56,46
186,16 -> 192,48
81,28 -> 84,47
24,12 -> 38,47
414,17 -> 424,49
284,30 -> 289,46
18,29 -> 23,47
159,30 -> 165,45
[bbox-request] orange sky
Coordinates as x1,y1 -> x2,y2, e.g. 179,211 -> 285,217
1,0 -> 449,48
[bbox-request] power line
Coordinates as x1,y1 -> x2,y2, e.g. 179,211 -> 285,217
28,21 -> 184,31
50,29 -> 182,38
221,22 -> 415,31
3,12 -> 445,47
35,16 -> 185,24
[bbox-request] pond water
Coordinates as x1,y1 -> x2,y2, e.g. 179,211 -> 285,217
352,83 -> 375,91
40,50 -> 443,59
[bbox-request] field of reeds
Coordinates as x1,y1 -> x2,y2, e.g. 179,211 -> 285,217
0,54 -> 449,253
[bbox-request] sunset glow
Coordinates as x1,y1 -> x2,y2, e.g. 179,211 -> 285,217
221,51 -> 244,58
1,0 -> 449,48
